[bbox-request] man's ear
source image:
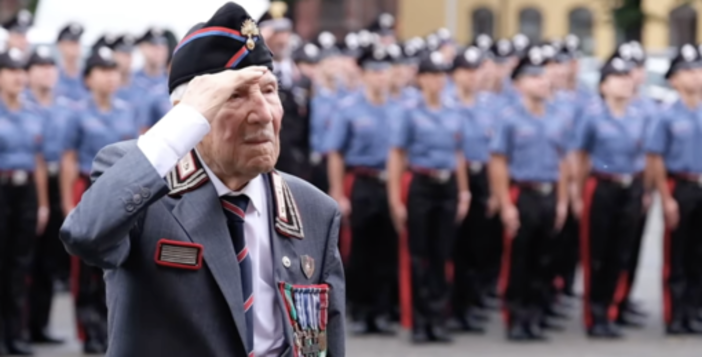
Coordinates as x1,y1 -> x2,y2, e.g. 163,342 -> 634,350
173,100 -> 181,106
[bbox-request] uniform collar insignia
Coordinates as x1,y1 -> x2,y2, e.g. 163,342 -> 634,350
166,150 -> 210,196
268,171 -> 304,239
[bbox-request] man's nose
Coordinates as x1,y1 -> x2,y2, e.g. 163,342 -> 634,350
246,90 -> 274,124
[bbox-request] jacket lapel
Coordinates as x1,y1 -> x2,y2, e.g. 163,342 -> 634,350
167,152 -> 249,351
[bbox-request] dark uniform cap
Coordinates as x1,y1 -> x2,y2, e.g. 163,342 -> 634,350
83,47 -> 118,77
113,34 -> 137,53
600,55 -> 632,83
57,22 -> 84,42
511,46 -> 546,79
357,44 -> 392,71
418,51 -> 450,74
540,42 -> 557,64
453,46 -> 483,70
340,32 -> 363,59
26,45 -> 55,68
368,12 -> 395,37
258,1 -> 293,32
292,42 -> 320,64
425,34 -> 441,52
385,43 -> 404,65
168,3 -> 274,94
138,27 -> 168,45
0,48 -> 26,69
665,43 -> 702,79
554,41 -> 575,63
512,33 -> 530,57
629,41 -> 646,66
2,9 -> 32,34
315,31 -> 341,60
473,34 -> 493,52
436,27 -> 453,46
490,39 -> 514,63
92,33 -> 119,53
609,43 -> 635,64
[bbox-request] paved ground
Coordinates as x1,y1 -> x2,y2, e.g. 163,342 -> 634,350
34,197 -> 702,356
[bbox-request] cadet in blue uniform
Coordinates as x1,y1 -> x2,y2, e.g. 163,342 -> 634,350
387,51 -> 470,343
327,45 -> 397,335
449,45 -> 497,333
490,47 -> 569,342
60,47 -> 139,354
0,48 -> 49,356
1,10 -> 32,55
133,28 -> 169,94
645,44 -> 702,335
55,22 -> 88,102
25,45 -> 74,346
573,55 -> 647,338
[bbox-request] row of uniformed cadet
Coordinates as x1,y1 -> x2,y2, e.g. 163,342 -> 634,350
0,9 -> 170,355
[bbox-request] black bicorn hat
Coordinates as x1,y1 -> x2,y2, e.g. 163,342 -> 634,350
418,51 -> 450,74
368,12 -> 395,37
473,33 -> 493,52
512,33 -> 531,57
628,41 -> 646,66
490,38 -> 514,63
666,43 -> 702,79
84,46 -> 118,77
552,40 -> 575,63
292,42 -> 321,64
138,27 -> 168,45
91,33 -> 119,53
168,3 -> 274,93
539,41 -> 558,64
339,32 -> 363,59
57,22 -> 84,42
26,45 -> 55,68
453,46 -> 484,71
385,42 -> 404,65
609,42 -> 635,64
357,44 -> 393,71
600,55 -> 633,83
315,31 -> 341,60
112,34 -> 137,53
0,48 -> 26,69
511,46 -> 547,80
2,9 -> 32,34
258,1 -> 293,32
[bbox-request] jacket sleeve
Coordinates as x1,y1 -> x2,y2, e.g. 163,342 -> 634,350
59,141 -> 170,269
322,209 -> 346,356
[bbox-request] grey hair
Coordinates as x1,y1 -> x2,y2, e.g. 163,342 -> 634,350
170,83 -> 189,105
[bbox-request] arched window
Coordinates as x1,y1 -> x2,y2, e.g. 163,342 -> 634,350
569,7 -> 594,55
670,4 -> 698,47
472,7 -> 495,38
519,8 -> 542,43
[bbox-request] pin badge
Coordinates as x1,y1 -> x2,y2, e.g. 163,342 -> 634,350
301,255 -> 315,279
282,256 -> 291,268
241,19 -> 259,51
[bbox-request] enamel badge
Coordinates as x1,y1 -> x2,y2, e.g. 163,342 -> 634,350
301,255 -> 315,279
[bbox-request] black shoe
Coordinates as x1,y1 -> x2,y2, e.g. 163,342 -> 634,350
350,320 -> 372,335
411,327 -> 430,344
468,309 -> 489,322
616,312 -> 645,329
428,324 -> 453,343
507,323 -> 531,342
526,320 -> 549,341
6,340 -> 33,355
623,303 -> 648,318
83,339 -> 104,355
371,317 -> 396,335
31,329 -> 65,344
539,318 -> 566,332
666,319 -> 702,335
588,322 -> 624,339
452,315 -> 486,334
545,306 -> 569,320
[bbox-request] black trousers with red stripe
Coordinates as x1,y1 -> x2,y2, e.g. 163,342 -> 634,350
407,174 -> 457,328
453,167 -> 501,315
581,176 -> 643,328
663,178 -> 702,326
501,185 -> 556,326
555,211 -> 579,294
347,175 -> 397,321
0,179 -> 37,344
72,176 -> 107,344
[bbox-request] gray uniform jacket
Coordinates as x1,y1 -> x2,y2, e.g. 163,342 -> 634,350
60,140 -> 345,357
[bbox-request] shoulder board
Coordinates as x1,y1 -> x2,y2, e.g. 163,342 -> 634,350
166,151 -> 210,197
267,172 -> 304,240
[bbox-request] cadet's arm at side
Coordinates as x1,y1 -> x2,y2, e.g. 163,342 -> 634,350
387,148 -> 407,207
488,154 -> 510,208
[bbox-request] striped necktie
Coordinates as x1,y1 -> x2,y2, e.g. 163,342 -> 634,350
221,195 -> 254,356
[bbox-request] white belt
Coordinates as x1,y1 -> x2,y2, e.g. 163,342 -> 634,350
310,152 -> 323,165
47,162 -> 60,176
469,161 -> 484,174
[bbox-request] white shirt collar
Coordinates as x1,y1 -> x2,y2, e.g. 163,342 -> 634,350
195,150 -> 265,215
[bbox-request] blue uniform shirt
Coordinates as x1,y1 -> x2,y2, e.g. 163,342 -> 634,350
326,93 -> 395,170
310,86 -> 341,154
573,101 -> 647,174
140,87 -> 171,129
490,102 -> 569,182
391,97 -> 463,170
56,67 -> 88,102
645,99 -> 702,174
0,101 -> 44,170
454,96 -> 494,164
132,69 -> 168,94
24,92 -> 76,163
64,98 -> 139,174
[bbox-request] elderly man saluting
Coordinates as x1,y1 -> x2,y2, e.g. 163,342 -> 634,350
59,3 -> 345,357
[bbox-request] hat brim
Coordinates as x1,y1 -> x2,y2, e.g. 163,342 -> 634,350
361,61 -> 391,71
512,65 -> 544,80
666,60 -> 702,79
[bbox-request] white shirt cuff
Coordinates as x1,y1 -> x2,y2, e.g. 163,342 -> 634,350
137,104 -> 211,177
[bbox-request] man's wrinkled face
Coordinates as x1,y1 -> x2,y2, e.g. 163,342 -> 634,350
198,71 -> 283,178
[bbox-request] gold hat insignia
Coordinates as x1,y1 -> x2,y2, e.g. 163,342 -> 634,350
269,1 -> 288,19
241,19 -> 259,50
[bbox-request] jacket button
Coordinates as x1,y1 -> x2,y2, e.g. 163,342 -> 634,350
282,256 -> 291,268
132,194 -> 143,205
125,204 -> 135,212
140,188 -> 150,198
